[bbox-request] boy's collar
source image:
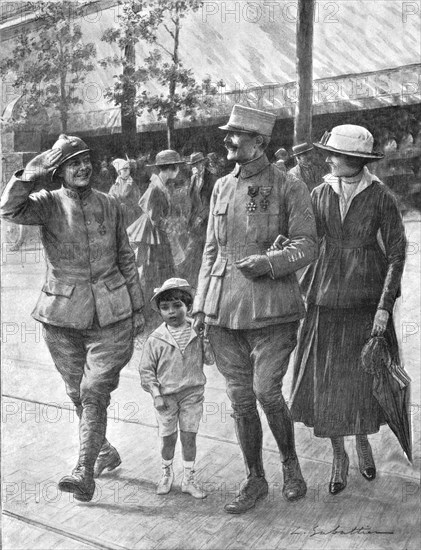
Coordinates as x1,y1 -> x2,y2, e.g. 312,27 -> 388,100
152,318 -> 197,348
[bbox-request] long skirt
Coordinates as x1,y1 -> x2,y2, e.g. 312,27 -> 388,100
290,305 -> 395,437
136,239 -> 175,300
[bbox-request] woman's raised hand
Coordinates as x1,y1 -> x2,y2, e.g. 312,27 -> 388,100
22,149 -> 62,182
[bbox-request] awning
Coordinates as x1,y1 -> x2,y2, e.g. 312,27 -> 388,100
2,0 -> 420,135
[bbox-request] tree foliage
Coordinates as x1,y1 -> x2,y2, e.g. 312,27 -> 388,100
0,1 -> 96,132
101,0 -> 218,148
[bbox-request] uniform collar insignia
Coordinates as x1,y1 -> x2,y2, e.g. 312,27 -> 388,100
234,154 -> 269,179
62,186 -> 93,200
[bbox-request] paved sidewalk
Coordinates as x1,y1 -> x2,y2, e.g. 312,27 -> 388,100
1,213 -> 420,549
2,393 -> 420,550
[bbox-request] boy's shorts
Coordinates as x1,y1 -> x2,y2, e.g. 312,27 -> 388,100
155,385 -> 205,437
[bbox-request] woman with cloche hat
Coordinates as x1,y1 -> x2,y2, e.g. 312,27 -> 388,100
290,124 -> 407,495
127,150 -> 185,324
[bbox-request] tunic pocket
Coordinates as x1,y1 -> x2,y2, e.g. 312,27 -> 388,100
37,279 -> 77,324
213,201 -> 228,245
204,258 -> 227,317
42,280 -> 75,298
104,273 -> 132,317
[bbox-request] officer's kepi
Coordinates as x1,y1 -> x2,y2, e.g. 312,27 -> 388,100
219,105 -> 276,137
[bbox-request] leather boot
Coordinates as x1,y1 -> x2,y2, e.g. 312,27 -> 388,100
77,404 -> 118,478
94,443 -> 121,478
59,403 -> 107,502
58,464 -> 95,502
224,412 -> 268,514
356,435 -> 376,481
265,405 -> 307,502
329,437 -> 349,495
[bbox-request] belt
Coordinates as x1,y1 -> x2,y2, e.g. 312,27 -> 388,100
325,236 -> 377,249
218,244 -> 270,262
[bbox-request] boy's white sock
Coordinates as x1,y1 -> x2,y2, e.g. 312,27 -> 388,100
162,458 -> 173,468
183,460 -> 194,481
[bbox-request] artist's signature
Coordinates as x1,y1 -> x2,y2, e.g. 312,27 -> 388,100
291,525 -> 394,537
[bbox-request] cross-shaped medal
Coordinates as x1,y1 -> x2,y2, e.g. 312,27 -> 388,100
246,186 -> 259,213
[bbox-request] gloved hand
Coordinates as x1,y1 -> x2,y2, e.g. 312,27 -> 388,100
234,255 -> 271,279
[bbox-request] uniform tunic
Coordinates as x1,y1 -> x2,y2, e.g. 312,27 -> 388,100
288,163 -> 319,193
193,153 -> 317,415
0,172 -> 143,329
193,154 -> 317,328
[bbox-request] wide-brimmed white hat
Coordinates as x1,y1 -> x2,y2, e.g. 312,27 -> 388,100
150,278 -> 194,309
314,125 -> 384,159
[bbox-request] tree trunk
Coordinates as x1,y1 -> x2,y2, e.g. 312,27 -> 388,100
122,43 -> 137,156
167,117 -> 173,149
60,71 -> 68,133
166,7 -> 180,149
294,0 -> 314,145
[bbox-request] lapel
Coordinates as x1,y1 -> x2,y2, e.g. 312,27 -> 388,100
152,320 -> 197,350
324,167 -> 378,225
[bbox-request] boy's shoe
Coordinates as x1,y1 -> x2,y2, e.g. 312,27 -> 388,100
181,471 -> 207,499
157,465 -> 174,495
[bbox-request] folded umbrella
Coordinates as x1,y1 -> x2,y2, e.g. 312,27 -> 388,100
361,336 -> 412,462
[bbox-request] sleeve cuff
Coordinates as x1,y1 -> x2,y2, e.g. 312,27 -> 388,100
266,254 -> 276,280
15,169 -> 34,183
151,387 -> 161,398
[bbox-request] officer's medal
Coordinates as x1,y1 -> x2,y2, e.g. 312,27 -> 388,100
246,186 -> 259,213
93,209 -> 106,235
260,186 -> 272,211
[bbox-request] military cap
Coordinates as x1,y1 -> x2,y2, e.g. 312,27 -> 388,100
51,134 -> 90,177
219,104 -> 276,137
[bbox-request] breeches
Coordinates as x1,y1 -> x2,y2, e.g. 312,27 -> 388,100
43,317 -> 134,411
207,322 -> 299,416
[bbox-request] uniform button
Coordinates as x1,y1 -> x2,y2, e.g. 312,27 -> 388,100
87,221 -> 91,225
83,202 -> 87,206
91,278 -> 97,284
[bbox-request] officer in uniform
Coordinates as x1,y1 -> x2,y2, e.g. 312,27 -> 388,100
0,135 -> 145,502
193,105 -> 317,514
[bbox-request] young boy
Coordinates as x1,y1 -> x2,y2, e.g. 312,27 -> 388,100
139,278 -> 207,498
